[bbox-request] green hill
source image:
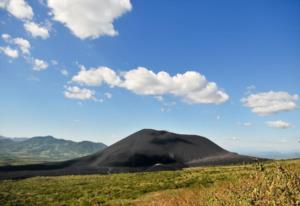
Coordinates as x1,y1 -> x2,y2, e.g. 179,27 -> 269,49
0,136 -> 106,165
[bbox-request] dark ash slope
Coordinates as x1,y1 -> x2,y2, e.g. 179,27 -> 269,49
0,129 -> 262,179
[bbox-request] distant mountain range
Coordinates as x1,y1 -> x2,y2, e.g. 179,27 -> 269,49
0,135 -> 106,165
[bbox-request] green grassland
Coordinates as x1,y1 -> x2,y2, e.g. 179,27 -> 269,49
0,154 -> 58,166
0,160 -> 299,206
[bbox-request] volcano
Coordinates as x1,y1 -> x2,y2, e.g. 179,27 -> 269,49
0,129 -> 262,179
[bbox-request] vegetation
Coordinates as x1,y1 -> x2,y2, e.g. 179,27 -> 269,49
0,154 -> 47,166
0,160 -> 299,206
0,136 -> 106,165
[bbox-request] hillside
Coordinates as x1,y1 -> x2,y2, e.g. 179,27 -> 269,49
0,135 -> 106,165
70,129 -> 258,170
0,160 -> 298,206
0,129 -> 262,179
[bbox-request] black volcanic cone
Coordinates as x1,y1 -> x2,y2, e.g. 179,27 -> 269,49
0,129 -> 261,179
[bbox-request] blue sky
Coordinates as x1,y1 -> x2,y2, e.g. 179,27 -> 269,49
0,0 -> 299,153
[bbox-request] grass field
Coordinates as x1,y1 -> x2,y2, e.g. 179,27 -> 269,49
0,154 -> 54,166
0,160 -> 299,206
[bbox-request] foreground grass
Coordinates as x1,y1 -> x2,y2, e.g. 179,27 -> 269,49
0,160 -> 299,206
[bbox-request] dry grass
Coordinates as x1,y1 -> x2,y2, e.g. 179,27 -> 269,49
134,160 -> 300,206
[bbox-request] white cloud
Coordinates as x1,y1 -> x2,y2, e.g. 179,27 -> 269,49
0,0 -> 33,20
1,33 -> 11,41
266,120 -> 293,129
1,1 -> 51,39
1,34 -> 31,55
0,46 -> 18,58
0,0 -> 51,40
121,67 -> 229,104
242,91 -> 299,115
70,66 -> 229,104
120,67 -> 174,95
47,0 -> 132,39
64,86 -> 95,100
61,69 -> 68,76
13,37 -> 30,54
33,58 -> 48,71
72,65 -> 121,86
24,21 -> 50,39
104,92 -> 112,99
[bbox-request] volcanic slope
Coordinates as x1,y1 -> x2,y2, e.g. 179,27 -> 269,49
0,129 -> 261,179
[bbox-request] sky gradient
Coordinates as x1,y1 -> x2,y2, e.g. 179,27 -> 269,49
0,0 -> 299,154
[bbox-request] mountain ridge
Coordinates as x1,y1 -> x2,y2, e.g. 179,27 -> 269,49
0,135 -> 107,166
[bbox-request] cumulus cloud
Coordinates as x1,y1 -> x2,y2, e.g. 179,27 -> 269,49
120,67 -> 175,95
64,86 -> 95,100
47,0 -> 132,39
13,37 -> 30,54
70,66 -> 229,104
1,33 -> 31,55
72,65 -> 121,86
1,1 -> 51,39
24,21 -> 50,39
0,46 -> 18,58
242,91 -> 299,115
266,120 -> 293,129
33,58 -> 48,71
0,0 -> 33,20
121,67 -> 229,104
